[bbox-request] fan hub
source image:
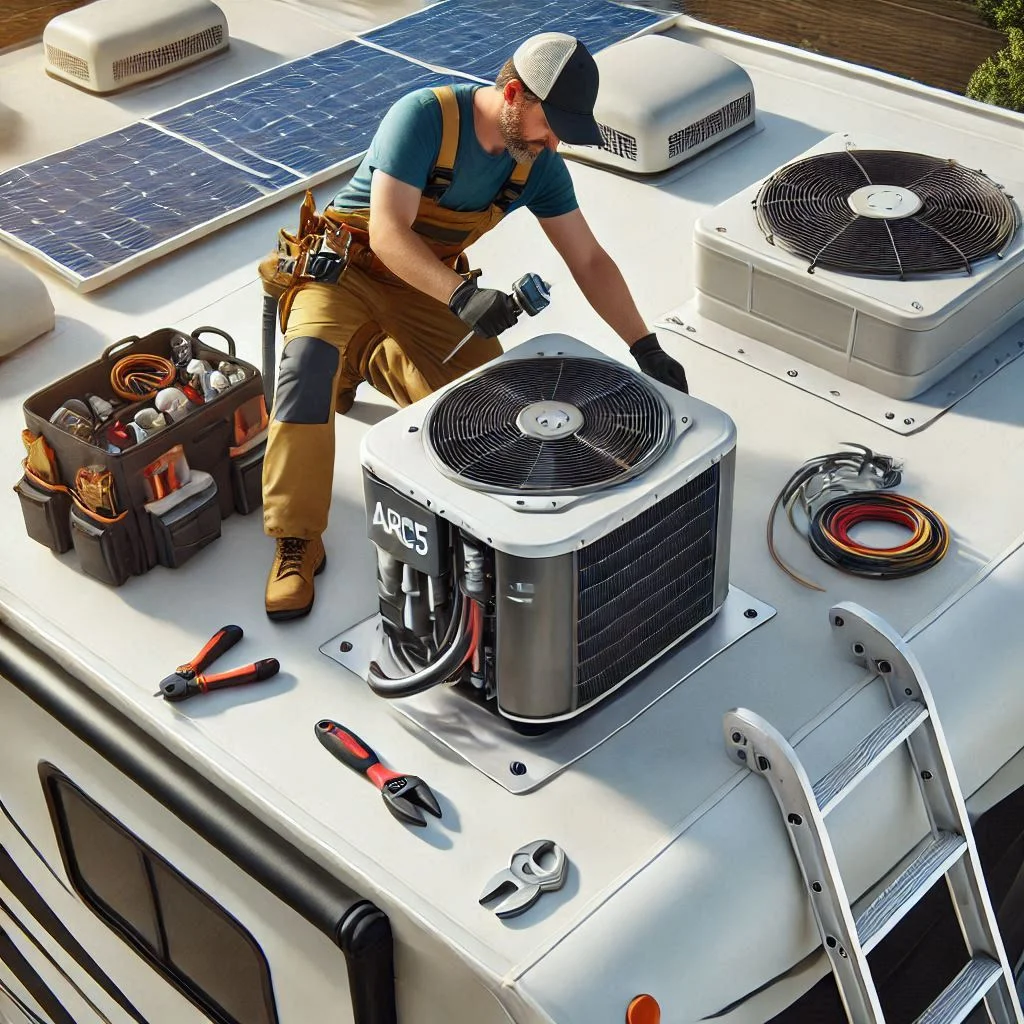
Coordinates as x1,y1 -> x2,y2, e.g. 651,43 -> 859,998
847,184 -> 923,220
516,400 -> 585,439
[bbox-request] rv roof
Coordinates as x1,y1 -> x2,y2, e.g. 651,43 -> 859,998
2,3 -> 1024,1021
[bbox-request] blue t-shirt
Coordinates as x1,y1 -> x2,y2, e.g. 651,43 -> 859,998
332,84 -> 578,219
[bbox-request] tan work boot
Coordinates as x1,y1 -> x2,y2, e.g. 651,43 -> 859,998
265,536 -> 327,621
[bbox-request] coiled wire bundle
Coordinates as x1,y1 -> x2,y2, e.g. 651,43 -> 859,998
768,444 -> 949,591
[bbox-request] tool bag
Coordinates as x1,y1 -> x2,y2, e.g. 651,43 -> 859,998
16,327 -> 267,587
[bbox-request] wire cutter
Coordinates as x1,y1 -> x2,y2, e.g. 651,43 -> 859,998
315,719 -> 442,827
154,624 -> 280,702
479,839 -> 568,918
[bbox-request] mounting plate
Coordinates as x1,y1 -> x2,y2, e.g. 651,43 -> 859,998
320,585 -> 775,794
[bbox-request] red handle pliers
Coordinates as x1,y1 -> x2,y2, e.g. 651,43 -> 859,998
155,625 -> 279,702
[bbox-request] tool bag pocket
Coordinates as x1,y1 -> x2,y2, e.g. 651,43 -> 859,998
146,472 -> 222,569
69,501 -> 140,587
230,441 -> 266,516
15,470 -> 73,553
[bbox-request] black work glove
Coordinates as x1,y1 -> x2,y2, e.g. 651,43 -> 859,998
629,333 -> 689,394
448,279 -> 519,338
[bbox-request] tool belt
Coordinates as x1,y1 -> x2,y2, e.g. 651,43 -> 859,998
258,191 -> 474,331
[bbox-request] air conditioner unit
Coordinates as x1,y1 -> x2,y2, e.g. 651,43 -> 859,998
43,0 -> 228,94
359,336 -> 736,725
559,34 -> 755,175
694,132 -> 1024,398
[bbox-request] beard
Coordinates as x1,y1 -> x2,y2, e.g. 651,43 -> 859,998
498,103 -> 541,164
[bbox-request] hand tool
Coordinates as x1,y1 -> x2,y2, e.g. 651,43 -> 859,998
443,271 -> 552,364
479,839 -> 568,918
154,625 -> 280,701
314,719 -> 442,827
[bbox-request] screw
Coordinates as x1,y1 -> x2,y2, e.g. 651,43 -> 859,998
716,226 -> 727,233
834,616 -> 844,627
408,425 -> 419,433
731,731 -> 742,743
737,348 -> 745,355
744,608 -> 758,618
911,301 -> 924,311
788,813 -> 803,825
905,687 -> 913,696
904,417 -> 914,426
885,411 -> 895,420
829,390 -> 840,397
757,756 -> 771,771
812,882 -> 823,892
686,325 -> 696,333
510,761 -> 527,777
921,770 -> 933,780
839,947 -> 848,959
877,659 -> 892,673
826,936 -> 837,948
787,369 -> 798,378
340,641 -> 353,653
681,416 -> 689,423
852,642 -> 865,655
737,749 -> 747,761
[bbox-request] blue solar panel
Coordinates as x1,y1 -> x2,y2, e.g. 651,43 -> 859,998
0,123 -> 298,283
152,42 -> 455,178
361,0 -> 665,81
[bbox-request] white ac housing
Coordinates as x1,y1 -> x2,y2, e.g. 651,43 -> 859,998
694,132 -> 1024,399
360,335 -> 736,723
560,34 -> 755,175
43,0 -> 228,94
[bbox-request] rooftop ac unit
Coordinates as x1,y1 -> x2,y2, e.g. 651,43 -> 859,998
694,133 -> 1024,398
560,34 -> 755,176
359,336 -> 736,725
43,0 -> 229,94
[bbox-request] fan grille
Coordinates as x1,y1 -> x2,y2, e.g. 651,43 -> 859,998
425,357 -> 671,494
755,149 -> 1019,277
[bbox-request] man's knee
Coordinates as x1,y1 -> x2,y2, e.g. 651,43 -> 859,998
275,336 -> 339,423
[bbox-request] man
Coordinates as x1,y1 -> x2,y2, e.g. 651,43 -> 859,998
262,31 -> 689,621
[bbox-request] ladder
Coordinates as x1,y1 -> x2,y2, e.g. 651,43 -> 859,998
723,601 -> 1023,1024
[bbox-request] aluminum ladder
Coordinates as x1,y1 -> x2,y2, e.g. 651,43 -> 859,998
723,601 -> 1023,1024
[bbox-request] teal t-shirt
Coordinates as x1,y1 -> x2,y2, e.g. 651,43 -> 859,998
332,84 -> 578,219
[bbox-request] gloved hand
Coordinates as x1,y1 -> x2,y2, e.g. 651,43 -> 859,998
448,280 -> 520,339
629,333 -> 689,394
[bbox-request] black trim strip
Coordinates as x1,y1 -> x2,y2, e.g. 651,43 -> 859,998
0,893 -> 115,1024
0,797 -> 71,898
0,975 -> 49,1024
0,924 -> 75,1024
0,622 -> 398,1024
0,846 -> 145,1023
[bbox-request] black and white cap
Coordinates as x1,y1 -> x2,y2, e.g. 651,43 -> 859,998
512,32 -> 602,147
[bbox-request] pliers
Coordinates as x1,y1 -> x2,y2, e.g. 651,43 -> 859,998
155,624 -> 280,702
315,719 -> 442,827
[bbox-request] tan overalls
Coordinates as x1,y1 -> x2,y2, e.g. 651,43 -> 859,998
262,87 -> 531,540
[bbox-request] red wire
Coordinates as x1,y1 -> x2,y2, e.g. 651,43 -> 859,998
829,502 -> 921,553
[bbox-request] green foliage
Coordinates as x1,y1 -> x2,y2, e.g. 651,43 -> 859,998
967,27 -> 1024,112
975,0 -> 1024,30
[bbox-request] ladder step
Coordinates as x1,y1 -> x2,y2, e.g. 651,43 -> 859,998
914,955 -> 1002,1024
813,700 -> 929,814
856,831 -> 967,953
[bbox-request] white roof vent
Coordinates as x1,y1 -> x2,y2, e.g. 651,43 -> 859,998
560,34 -> 755,176
43,0 -> 228,94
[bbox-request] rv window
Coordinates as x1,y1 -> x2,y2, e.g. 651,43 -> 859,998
42,768 -> 279,1024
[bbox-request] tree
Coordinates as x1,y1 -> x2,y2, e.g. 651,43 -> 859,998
975,0 -> 1024,30
967,27 -> 1024,112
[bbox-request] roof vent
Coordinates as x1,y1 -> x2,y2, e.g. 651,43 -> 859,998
561,34 -> 755,176
43,0 -> 228,94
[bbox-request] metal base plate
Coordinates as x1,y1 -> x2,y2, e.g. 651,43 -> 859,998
656,300 -> 1024,435
320,585 -> 775,794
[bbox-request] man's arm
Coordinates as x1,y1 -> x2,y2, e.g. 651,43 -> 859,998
538,208 -> 648,347
368,170 -> 464,304
540,208 -> 689,393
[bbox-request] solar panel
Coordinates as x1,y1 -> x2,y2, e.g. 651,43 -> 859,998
361,0 -> 667,81
0,122 -> 298,286
152,42 -> 454,178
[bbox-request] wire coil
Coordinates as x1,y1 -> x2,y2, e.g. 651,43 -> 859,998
110,354 -> 176,401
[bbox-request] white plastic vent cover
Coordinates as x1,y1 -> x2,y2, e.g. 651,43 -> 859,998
560,34 -> 755,175
43,0 -> 228,94
694,133 -> 1024,399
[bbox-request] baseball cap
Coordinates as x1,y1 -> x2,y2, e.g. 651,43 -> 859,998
512,33 -> 603,147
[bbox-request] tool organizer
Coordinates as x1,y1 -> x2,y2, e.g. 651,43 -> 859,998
16,326 -> 267,586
